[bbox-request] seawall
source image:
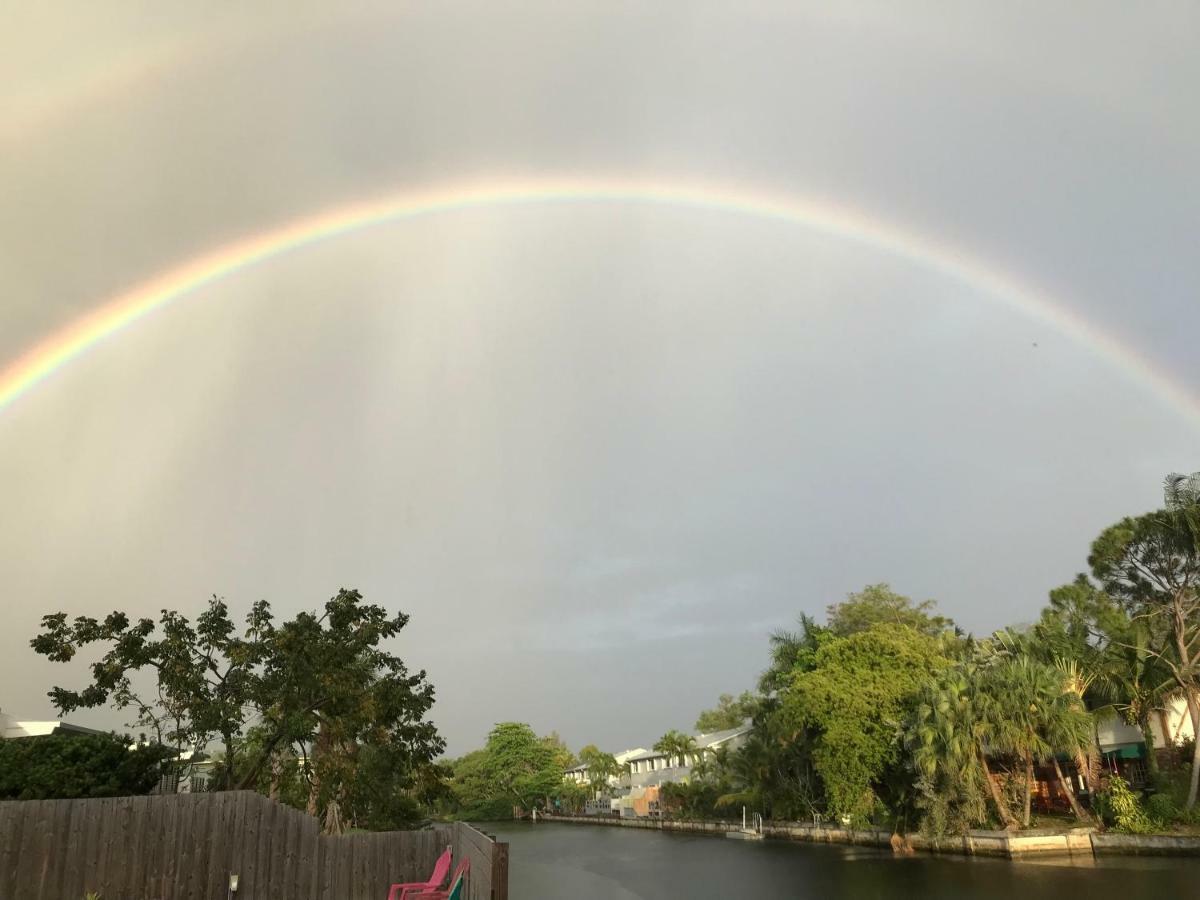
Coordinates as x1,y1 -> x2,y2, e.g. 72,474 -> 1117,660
540,814 -> 1200,858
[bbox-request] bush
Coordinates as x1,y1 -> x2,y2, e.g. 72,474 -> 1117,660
1144,792 -> 1178,828
1092,790 -> 1114,828
1099,776 -> 1153,834
0,733 -> 171,800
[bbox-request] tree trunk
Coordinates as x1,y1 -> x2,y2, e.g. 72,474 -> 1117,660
1086,721 -> 1104,794
323,794 -> 344,835
1074,743 -> 1098,797
1157,709 -> 1176,765
1139,716 -> 1160,782
269,750 -> 282,802
1023,750 -> 1033,828
1051,756 -> 1092,823
308,723 -> 333,818
979,751 -> 1018,829
1186,689 -> 1200,809
222,732 -> 236,791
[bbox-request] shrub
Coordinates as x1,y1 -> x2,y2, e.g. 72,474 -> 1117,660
1144,793 -> 1178,828
1100,776 -> 1153,834
0,733 -> 172,800
1092,790 -> 1114,828
1142,796 -> 1180,830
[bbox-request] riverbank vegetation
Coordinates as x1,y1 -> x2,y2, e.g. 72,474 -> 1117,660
446,472 -> 1200,839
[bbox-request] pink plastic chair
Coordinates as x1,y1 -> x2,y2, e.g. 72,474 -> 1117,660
402,856 -> 470,900
387,846 -> 451,900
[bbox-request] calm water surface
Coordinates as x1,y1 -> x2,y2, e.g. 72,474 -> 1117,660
488,822 -> 1200,899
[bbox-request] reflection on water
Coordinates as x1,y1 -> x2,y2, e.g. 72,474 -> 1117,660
487,822 -> 1200,899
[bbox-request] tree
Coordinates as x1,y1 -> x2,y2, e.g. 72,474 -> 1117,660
1033,576 -> 1125,794
540,732 -> 577,772
0,733 -> 172,801
478,723 -> 564,813
254,590 -> 444,832
758,614 -> 832,694
581,750 -> 621,798
782,624 -> 949,823
31,597 -> 269,788
905,665 -> 1017,835
1093,621 -> 1178,784
653,730 -> 698,768
984,655 -> 1094,827
31,589 -> 445,832
447,748 -> 512,820
695,692 -> 758,732
1089,490 -> 1200,808
826,584 -> 955,638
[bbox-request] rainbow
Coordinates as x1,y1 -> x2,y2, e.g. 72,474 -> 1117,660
2,176 -> 1197,427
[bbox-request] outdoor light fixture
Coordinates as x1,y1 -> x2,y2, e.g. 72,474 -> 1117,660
228,874 -> 239,894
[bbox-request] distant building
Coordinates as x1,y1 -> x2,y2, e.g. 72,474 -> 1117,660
617,726 -> 751,818
1093,696 -> 1196,787
565,748 -> 649,814
626,726 -> 750,788
0,708 -> 103,740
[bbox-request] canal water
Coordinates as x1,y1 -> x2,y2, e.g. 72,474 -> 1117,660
488,822 -> 1200,899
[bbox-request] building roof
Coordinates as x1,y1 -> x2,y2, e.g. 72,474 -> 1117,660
0,709 -> 104,740
691,725 -> 751,748
624,725 -> 751,762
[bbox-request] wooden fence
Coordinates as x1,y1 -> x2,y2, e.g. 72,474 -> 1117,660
0,792 -> 507,900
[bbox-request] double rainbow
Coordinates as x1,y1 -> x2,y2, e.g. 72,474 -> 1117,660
2,176 -> 1196,427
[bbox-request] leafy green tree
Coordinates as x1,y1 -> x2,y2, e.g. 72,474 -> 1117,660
1088,492 -> 1200,808
782,624 -> 949,823
31,589 -> 444,832
826,584 -> 955,638
540,732 -> 577,772
694,692 -> 758,732
758,614 -> 832,694
257,590 -> 443,832
447,748 -> 512,820
0,733 -> 172,800
31,597 -> 269,788
479,723 -> 565,813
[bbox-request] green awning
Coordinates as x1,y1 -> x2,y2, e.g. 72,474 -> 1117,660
1106,743 -> 1144,760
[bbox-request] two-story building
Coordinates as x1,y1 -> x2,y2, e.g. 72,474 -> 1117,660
617,725 -> 751,818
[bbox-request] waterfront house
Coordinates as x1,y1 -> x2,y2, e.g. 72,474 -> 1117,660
618,725 -> 751,818
1093,696 -> 1196,786
565,748 -> 650,815
626,725 -> 751,787
1004,696 -> 1196,814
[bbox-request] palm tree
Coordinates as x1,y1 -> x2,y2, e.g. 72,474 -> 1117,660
714,734 -> 770,814
906,665 -> 1019,831
1094,623 -> 1179,783
585,752 -> 622,799
985,656 -> 1094,826
653,730 -> 698,769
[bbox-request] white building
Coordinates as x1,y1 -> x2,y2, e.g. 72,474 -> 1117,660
625,726 -> 750,788
0,708 -> 102,739
1092,696 -> 1196,786
618,725 -> 751,818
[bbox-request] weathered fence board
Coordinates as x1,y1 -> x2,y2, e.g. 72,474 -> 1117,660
0,792 -> 506,900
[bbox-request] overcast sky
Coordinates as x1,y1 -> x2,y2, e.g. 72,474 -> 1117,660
2,2 -> 1198,756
